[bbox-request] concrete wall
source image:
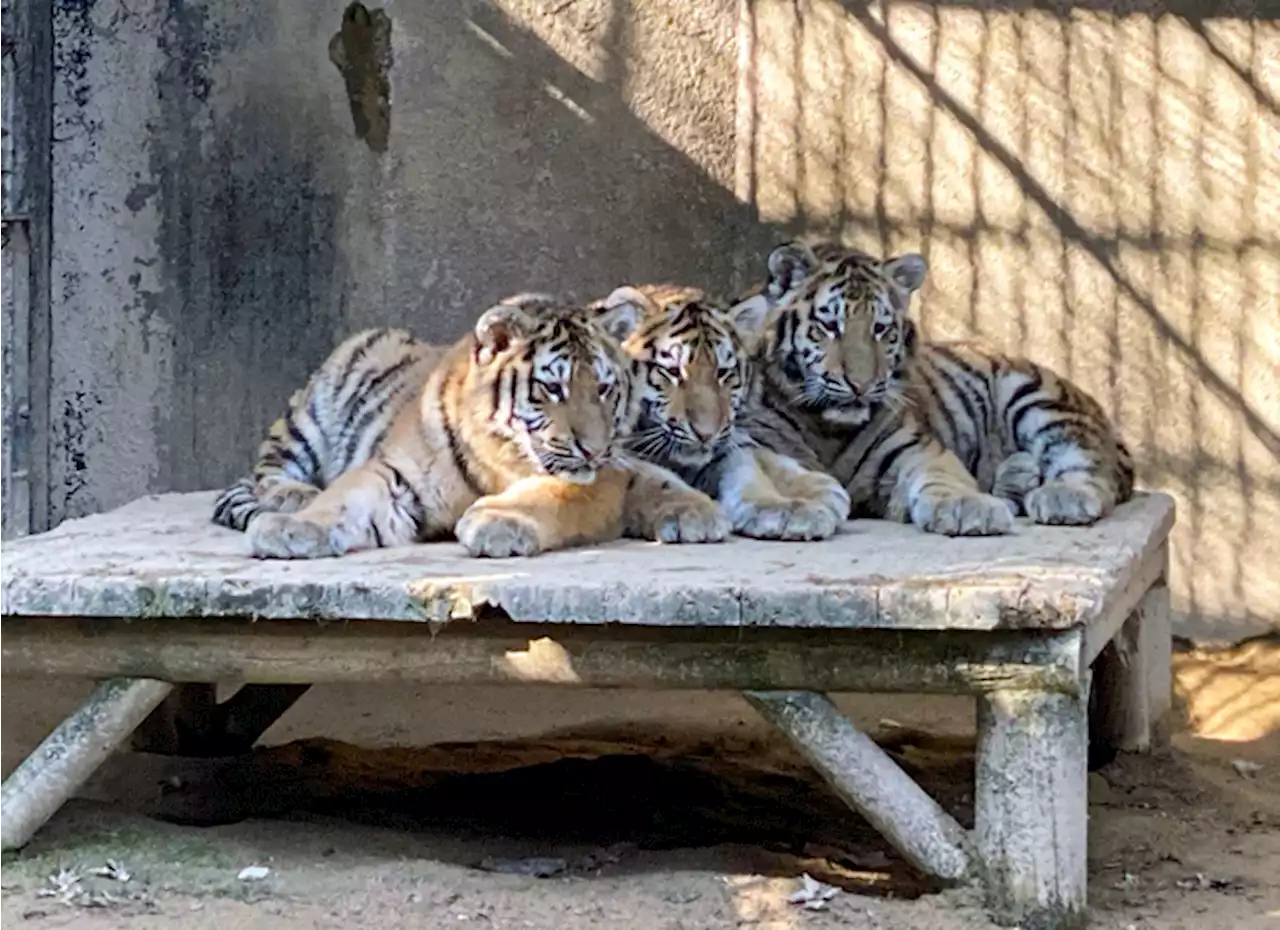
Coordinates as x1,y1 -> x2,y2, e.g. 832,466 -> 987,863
7,0 -> 1277,641
37,0 -> 766,517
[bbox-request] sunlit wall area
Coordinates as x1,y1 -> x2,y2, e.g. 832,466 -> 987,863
738,0 -> 1279,641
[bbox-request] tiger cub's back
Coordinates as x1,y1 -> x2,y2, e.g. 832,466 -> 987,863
212,328 -> 443,531
909,340 -> 1135,513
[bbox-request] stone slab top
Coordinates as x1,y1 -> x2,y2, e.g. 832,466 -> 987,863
1,491 -> 1175,632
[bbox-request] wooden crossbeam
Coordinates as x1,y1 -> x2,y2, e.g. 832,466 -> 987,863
1,618 -> 1084,695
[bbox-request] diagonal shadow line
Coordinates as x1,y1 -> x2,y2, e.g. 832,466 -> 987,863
1189,20 -> 1280,118
843,3 -> 1280,460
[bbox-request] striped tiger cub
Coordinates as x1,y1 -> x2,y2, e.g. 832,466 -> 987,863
730,241 -> 1134,535
592,284 -> 850,541
211,293 -> 729,559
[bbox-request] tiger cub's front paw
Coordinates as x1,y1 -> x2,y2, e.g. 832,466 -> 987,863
260,481 -> 321,514
731,497 -> 841,541
732,470 -> 850,541
912,491 -> 1014,537
246,512 -> 338,559
991,451 -> 1041,515
455,503 -> 544,558
1025,481 -> 1106,526
649,489 -> 730,544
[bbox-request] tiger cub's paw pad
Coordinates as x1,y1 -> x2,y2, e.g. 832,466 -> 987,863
1025,482 -> 1105,526
456,506 -> 544,558
915,492 -> 1014,537
653,494 -> 730,544
246,512 -> 337,559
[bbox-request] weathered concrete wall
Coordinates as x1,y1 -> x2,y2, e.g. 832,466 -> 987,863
44,0 -> 762,517
29,0 -> 1279,641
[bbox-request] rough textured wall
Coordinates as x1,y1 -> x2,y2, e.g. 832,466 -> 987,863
45,0 -> 762,519
739,0 -> 1279,642
36,0 -> 1278,641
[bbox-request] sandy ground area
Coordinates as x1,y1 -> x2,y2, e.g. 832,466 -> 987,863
2,637 -> 1277,929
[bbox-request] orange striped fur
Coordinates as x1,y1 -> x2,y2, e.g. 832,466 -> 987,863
731,241 -> 1134,535
212,294 -> 727,558
593,284 -> 850,541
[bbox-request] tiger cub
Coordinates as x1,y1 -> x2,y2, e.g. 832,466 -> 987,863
592,284 -> 850,541
730,241 -> 1133,535
212,293 -> 728,559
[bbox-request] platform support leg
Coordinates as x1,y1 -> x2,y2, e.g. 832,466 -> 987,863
132,683 -> 219,754
133,683 -> 311,756
1090,581 -> 1173,758
1,677 -> 174,850
745,689 -> 974,885
219,684 -> 312,751
976,686 -> 1089,930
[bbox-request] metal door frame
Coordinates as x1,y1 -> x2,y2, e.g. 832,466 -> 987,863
2,0 -> 53,538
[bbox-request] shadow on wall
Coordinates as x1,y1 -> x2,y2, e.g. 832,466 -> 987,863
736,0 -> 1278,637
142,0 -> 777,502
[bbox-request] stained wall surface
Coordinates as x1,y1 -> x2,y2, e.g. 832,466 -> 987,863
5,0 -> 1276,641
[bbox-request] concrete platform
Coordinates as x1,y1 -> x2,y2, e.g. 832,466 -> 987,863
0,490 -> 1177,930
1,490 -> 1175,631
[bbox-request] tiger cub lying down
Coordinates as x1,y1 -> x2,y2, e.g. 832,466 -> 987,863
592,284 -> 850,541
731,241 -> 1133,536
212,293 -> 729,559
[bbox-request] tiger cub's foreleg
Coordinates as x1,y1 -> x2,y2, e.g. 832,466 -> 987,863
456,469 -> 630,558
719,447 -> 849,541
885,437 -> 1013,537
245,458 -> 424,559
1006,374 -> 1131,526
454,462 -> 728,558
621,460 -> 730,544
251,461 -> 731,560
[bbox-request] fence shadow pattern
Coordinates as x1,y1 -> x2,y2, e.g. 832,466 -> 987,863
736,0 -> 1279,639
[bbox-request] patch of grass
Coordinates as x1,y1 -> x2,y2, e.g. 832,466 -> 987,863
2,818 -> 250,898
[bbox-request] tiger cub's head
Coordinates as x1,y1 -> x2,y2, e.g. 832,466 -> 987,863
468,292 -> 643,484
592,284 -> 755,470
731,241 -> 925,428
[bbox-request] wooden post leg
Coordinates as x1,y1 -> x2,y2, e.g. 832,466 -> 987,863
746,690 -> 974,885
1090,581 -> 1173,757
1,677 -> 174,850
976,686 -> 1088,930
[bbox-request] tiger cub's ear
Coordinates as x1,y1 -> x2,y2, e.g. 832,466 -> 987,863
474,292 -> 558,363
765,240 -> 820,299
727,294 -> 770,355
594,286 -> 654,343
884,253 -> 928,292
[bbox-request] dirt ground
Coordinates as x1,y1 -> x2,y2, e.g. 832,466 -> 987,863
2,637 -> 1278,930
